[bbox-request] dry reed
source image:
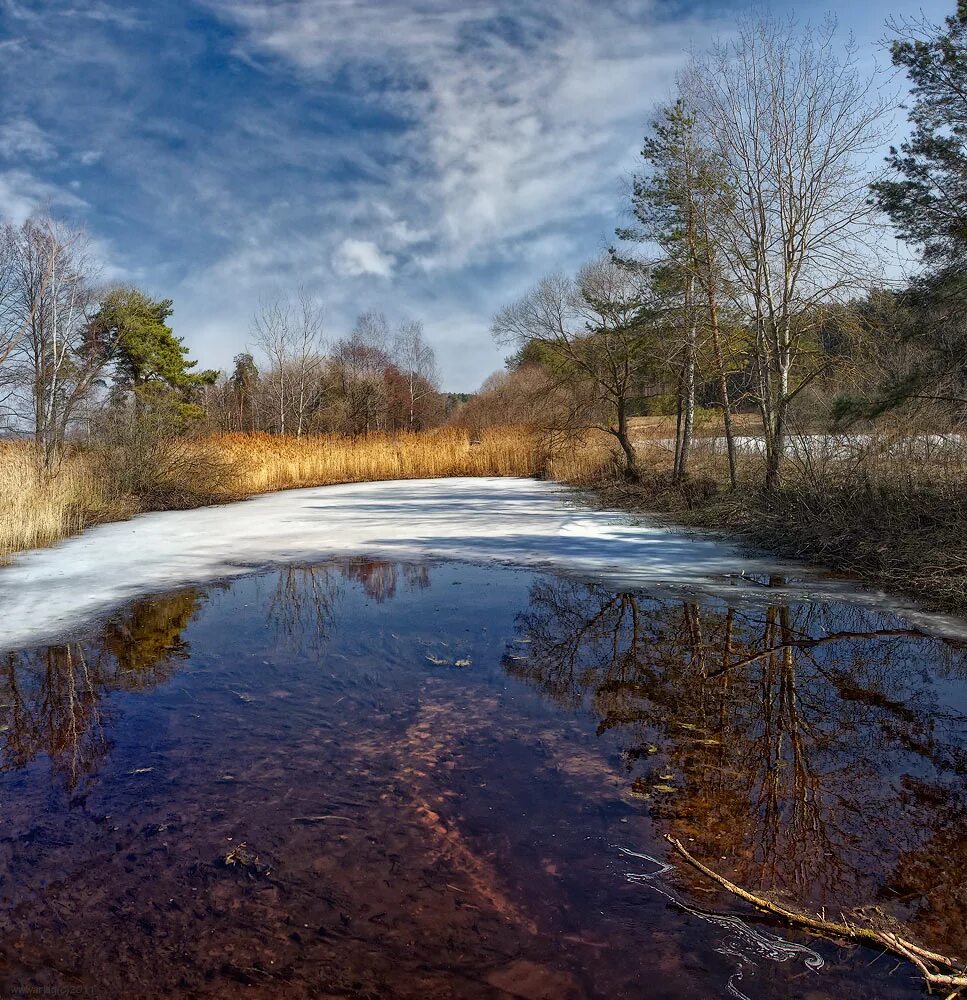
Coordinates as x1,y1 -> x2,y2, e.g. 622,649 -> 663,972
0,443 -> 124,558
215,427 -> 544,494
0,427 -> 613,561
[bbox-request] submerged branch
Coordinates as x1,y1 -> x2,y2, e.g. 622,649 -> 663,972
664,835 -> 967,994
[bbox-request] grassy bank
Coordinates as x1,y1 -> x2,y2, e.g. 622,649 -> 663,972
588,432 -> 967,611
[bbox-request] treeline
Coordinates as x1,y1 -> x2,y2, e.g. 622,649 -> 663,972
205,297 -> 447,437
0,225 -> 454,466
474,8 -> 966,488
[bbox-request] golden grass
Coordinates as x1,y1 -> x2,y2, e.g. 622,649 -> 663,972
214,427 -> 544,494
0,443 -> 125,558
628,411 -> 763,441
0,427 -> 616,561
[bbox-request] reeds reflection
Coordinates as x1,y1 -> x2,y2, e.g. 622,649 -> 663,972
504,578 -> 967,956
0,587 -> 206,788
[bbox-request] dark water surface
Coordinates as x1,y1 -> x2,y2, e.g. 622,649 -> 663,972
1,559 -> 964,999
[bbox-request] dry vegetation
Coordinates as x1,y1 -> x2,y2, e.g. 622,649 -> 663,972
593,427 -> 967,610
0,443 -> 123,557
220,428 -> 540,493
0,427 -> 614,563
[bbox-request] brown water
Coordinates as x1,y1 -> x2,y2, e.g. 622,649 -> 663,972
0,559 -> 964,999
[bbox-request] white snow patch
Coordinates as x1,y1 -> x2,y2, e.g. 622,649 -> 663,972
0,477 -> 959,651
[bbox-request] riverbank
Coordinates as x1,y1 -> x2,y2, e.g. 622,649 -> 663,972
2,425 -> 964,613
586,432 -> 967,612
0,428 -> 576,560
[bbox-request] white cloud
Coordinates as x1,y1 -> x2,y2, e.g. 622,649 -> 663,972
0,169 -> 84,225
332,237 -> 395,278
0,117 -> 56,161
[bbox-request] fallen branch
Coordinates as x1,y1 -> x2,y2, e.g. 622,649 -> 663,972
664,836 -> 967,994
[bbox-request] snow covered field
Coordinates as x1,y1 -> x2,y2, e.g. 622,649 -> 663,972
641,432 -> 963,457
0,477 -> 959,651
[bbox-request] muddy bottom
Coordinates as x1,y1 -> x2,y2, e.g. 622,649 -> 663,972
0,559 -> 964,998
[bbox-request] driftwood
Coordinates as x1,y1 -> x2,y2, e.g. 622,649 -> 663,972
664,836 -> 967,995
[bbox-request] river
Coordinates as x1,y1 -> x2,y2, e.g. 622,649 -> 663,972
0,479 -> 963,998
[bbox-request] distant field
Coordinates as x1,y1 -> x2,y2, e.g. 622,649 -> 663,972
628,412 -> 763,441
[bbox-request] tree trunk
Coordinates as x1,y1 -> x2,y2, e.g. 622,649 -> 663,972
676,282 -> 697,484
615,401 -> 640,481
764,321 -> 791,492
764,396 -> 786,492
706,287 -> 737,490
673,379 -> 684,481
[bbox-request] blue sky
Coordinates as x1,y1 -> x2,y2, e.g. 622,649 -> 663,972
0,0 -> 950,390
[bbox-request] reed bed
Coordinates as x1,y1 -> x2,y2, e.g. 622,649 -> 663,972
214,427 -> 545,494
0,426 -> 613,561
0,444 -> 124,558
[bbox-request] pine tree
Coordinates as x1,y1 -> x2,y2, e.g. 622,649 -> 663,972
867,2 -> 967,413
90,288 -> 217,418
873,1 -> 967,274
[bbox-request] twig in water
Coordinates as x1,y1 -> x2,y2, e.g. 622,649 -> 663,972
664,836 -> 967,994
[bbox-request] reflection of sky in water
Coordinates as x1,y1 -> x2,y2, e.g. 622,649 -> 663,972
0,559 -> 963,998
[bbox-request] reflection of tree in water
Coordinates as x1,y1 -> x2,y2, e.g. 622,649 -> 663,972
0,559 -> 434,789
504,578 -> 967,953
268,565 -> 343,645
265,560 -> 432,647
0,588 -> 205,788
341,559 -> 431,603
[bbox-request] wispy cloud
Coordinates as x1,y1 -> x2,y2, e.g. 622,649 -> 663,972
0,0 -> 724,387
0,116 -> 56,161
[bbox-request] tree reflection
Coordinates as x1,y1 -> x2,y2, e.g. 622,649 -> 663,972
264,559 -> 432,647
267,565 -> 342,645
0,559 -> 437,788
0,588 -> 205,788
504,578 -> 967,953
341,558 -> 431,603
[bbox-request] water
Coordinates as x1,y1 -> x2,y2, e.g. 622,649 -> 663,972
0,558 -> 964,998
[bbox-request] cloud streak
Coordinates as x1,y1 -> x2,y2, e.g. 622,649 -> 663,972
0,0 -> 726,387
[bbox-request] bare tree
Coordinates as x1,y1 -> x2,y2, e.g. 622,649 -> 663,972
331,311 -> 393,435
251,289 -> 325,436
0,217 -> 106,466
493,255 -> 660,479
690,16 -> 890,488
392,319 -> 439,430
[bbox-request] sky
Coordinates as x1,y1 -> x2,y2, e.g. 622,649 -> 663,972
0,0 -> 952,390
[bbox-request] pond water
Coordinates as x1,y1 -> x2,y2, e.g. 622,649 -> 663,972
0,557 -> 964,998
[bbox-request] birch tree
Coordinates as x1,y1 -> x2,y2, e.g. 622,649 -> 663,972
0,217 -> 106,466
392,319 -> 439,430
251,289 -> 325,436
